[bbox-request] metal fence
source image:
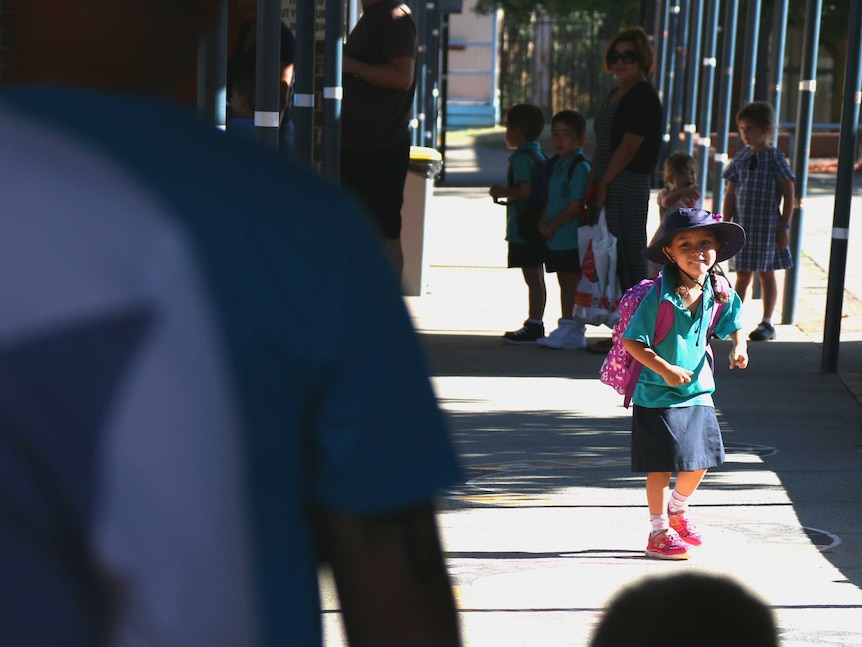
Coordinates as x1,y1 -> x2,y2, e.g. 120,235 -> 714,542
498,13 -> 617,122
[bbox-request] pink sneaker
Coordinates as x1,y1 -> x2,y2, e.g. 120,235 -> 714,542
668,510 -> 703,546
645,529 -> 690,560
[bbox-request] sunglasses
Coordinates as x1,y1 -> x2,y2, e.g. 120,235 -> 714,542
607,50 -> 638,65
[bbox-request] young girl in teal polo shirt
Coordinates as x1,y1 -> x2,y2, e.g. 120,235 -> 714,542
622,208 -> 748,559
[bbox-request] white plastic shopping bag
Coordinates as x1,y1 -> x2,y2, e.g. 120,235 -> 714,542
573,208 -> 622,327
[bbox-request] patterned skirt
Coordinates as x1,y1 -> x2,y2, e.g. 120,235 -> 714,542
605,170 -> 651,291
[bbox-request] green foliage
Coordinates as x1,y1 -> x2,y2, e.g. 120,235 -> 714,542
474,0 -> 640,29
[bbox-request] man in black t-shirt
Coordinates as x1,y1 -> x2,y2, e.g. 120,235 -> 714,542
341,0 -> 417,277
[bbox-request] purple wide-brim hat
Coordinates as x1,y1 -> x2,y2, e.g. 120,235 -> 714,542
644,208 -> 746,264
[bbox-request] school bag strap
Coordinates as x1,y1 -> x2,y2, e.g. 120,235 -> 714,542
601,273 -> 730,408
506,149 -> 546,190
621,276 -> 668,408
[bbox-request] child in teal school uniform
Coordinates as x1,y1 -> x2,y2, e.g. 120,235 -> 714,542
489,104 -> 549,344
536,109 -> 592,349
622,208 -> 748,559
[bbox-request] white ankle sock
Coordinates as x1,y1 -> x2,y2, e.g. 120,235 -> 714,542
668,489 -> 689,514
761,317 -> 773,326
650,513 -> 669,535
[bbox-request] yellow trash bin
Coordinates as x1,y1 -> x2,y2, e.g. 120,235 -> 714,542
401,146 -> 443,296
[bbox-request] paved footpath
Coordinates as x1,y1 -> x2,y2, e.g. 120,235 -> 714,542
322,143 -> 862,646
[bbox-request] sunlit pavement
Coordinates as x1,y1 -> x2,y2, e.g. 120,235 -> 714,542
322,142 -> 862,646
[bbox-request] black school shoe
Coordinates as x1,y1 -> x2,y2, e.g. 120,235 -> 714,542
503,321 -> 544,344
749,321 -> 776,341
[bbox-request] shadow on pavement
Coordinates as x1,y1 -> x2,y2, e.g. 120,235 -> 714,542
423,331 -> 862,592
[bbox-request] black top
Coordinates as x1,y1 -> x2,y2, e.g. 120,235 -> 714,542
611,80 -> 663,175
341,0 -> 417,152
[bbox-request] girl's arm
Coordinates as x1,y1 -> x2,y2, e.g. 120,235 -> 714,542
721,182 -> 736,222
621,338 -> 694,386
727,329 -> 749,369
659,186 -> 700,209
777,177 -> 795,250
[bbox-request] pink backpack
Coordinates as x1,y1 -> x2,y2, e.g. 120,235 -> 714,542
599,273 -> 729,408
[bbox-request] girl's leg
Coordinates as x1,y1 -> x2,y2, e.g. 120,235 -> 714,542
759,270 -> 777,321
673,469 -> 707,497
646,472 -> 672,515
669,469 -> 707,546
645,472 -> 689,558
734,270 -> 754,301
522,266 -> 546,321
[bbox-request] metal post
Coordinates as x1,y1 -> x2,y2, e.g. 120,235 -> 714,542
782,0 -> 821,324
322,0 -> 344,182
712,0 -> 738,216
695,0 -> 719,202
425,3 -> 441,149
254,0 -> 282,150
293,0 -> 316,165
410,0 -> 426,147
768,0 -> 789,142
668,0 -> 690,154
438,11 -> 450,184
821,0 -> 861,372
655,0 -> 671,106
682,0 -> 704,155
738,0 -> 760,107
740,0 -> 761,297
658,0 -> 679,177
197,0 -> 228,129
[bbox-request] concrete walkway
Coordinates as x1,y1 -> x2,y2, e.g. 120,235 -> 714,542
323,140 -> 862,646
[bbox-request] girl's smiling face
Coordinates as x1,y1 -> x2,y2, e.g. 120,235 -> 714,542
663,229 -> 719,278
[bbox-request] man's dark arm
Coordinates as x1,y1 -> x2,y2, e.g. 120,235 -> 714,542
316,502 -> 462,647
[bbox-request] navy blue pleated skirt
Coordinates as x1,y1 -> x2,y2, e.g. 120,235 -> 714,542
631,405 -> 725,472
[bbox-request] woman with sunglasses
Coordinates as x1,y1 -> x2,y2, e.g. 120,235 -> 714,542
587,27 -> 663,353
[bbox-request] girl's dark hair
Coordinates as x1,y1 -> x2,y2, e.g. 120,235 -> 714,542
736,101 -> 775,131
665,262 -> 729,303
663,153 -> 697,184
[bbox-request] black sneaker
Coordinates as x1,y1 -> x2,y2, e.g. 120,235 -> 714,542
749,321 -> 776,341
502,321 -> 544,344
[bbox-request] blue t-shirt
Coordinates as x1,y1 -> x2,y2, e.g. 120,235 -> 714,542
622,272 -> 743,408
505,141 -> 545,244
0,88 -> 461,647
546,148 -> 590,251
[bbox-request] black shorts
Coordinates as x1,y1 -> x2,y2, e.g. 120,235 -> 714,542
340,132 -> 411,240
508,242 -> 544,268
544,247 -> 581,274
631,405 -> 725,472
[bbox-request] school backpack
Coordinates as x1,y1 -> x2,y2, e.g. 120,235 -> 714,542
599,272 -> 730,408
508,152 -> 586,246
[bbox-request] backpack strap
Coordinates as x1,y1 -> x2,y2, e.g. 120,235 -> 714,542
566,153 -> 587,183
622,276 -> 668,408
507,149 -> 545,189
622,273 -> 730,408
